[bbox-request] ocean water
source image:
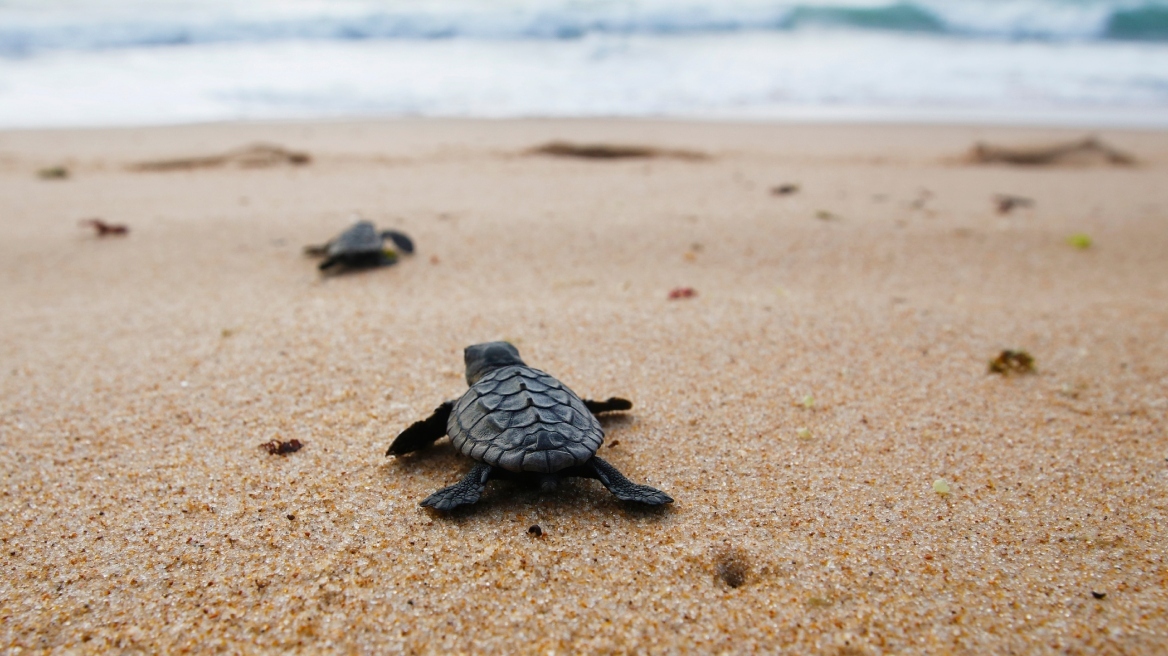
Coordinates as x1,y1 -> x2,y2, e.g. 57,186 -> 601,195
1,0 -> 1167,128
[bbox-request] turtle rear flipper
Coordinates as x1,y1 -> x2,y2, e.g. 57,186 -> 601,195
303,241 -> 332,257
319,250 -> 396,272
588,456 -> 672,505
421,462 -> 492,511
387,401 -> 454,456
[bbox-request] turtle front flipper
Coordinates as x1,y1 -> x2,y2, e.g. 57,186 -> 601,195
587,456 -> 672,506
421,462 -> 492,511
583,397 -> 633,416
387,401 -> 454,456
380,230 -> 415,254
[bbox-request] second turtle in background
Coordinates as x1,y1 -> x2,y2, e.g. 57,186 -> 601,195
305,220 -> 415,272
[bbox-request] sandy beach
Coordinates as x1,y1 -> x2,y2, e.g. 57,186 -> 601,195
1,119 -> 1166,653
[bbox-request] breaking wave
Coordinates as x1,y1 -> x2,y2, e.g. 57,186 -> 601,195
3,1 -> 1168,57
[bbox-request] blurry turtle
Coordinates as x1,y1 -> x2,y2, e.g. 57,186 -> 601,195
387,341 -> 673,511
304,220 -> 415,272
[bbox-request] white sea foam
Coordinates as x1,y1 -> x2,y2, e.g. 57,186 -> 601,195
1,0 -> 1166,128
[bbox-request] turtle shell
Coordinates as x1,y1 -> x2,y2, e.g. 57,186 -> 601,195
327,221 -> 383,257
448,365 -> 603,473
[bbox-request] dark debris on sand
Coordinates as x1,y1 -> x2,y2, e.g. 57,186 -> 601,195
994,194 -> 1034,214
261,439 -> 304,456
988,350 -> 1036,375
967,136 -> 1135,167
80,219 -> 129,236
528,141 -> 707,161
130,143 -> 311,172
38,166 -> 69,180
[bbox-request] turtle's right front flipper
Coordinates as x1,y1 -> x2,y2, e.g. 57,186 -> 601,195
583,397 -> 632,416
421,462 -> 492,511
387,401 -> 454,456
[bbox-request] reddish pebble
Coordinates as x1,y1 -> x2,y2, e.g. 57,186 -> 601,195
668,287 -> 697,300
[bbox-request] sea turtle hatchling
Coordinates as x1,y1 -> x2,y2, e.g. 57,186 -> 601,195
387,341 -> 673,510
304,220 -> 415,272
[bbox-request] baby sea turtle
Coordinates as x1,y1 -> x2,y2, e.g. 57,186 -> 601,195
387,342 -> 673,510
304,220 -> 415,272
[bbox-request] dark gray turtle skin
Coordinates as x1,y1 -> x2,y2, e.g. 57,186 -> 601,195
387,342 -> 672,511
304,220 -> 415,272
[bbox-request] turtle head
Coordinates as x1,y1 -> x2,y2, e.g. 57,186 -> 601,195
464,341 -> 525,385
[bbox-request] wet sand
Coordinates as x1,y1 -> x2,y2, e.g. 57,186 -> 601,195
1,119 -> 1166,653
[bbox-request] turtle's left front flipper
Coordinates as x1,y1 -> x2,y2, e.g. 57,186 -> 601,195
380,230 -> 415,254
387,401 -> 454,456
583,397 -> 632,416
587,456 -> 672,506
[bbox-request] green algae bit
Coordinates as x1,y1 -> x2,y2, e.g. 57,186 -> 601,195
1067,233 -> 1093,249
797,427 -> 813,440
933,479 -> 951,496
